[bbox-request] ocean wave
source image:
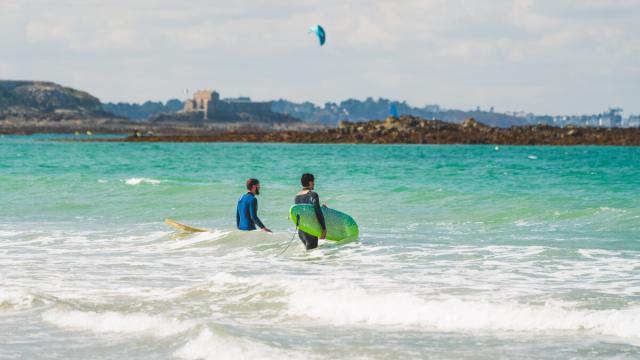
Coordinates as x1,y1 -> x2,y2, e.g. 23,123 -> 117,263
42,308 -> 195,337
175,329 -> 306,360
163,272 -> 640,344
124,178 -> 162,185
156,272 -> 287,306
154,272 -> 640,345
285,284 -> 640,342
0,288 -> 35,310
599,207 -> 627,213
159,230 -> 234,251
0,229 -> 23,237
208,271 -> 256,286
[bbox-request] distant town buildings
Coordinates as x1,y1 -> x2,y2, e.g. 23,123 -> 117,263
628,115 -> 640,127
510,108 -> 640,128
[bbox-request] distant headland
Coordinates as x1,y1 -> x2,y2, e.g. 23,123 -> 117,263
2,79 -> 640,145
0,80 -> 306,135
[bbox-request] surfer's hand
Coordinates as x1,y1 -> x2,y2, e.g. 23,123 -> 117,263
322,203 -> 328,208
320,230 -> 327,239
261,227 -> 272,233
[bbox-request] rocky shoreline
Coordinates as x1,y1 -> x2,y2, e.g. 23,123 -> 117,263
0,119 -> 325,136
57,116 -> 640,146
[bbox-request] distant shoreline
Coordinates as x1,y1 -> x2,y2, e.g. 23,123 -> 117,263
0,119 -> 324,136
41,116 -> 640,146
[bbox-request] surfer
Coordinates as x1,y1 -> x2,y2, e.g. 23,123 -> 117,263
236,178 -> 272,232
294,173 -> 326,250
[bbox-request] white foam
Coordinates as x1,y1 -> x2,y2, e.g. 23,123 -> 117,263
577,248 -> 622,259
0,230 -> 23,237
514,219 -> 532,227
528,155 -> 538,160
286,284 -> 640,342
175,329 -> 305,360
0,288 -> 35,310
160,230 -> 231,250
599,207 -> 627,213
124,178 -> 161,185
42,308 -> 194,337
208,272 -> 254,286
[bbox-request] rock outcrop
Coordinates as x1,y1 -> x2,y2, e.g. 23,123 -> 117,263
69,115 -> 640,146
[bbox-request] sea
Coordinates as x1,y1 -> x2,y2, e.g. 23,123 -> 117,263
1,135 -> 639,359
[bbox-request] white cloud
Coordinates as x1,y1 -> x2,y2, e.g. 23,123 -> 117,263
0,61 -> 13,76
0,0 -> 639,114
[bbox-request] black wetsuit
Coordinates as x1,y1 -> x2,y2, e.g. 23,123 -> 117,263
294,190 -> 326,250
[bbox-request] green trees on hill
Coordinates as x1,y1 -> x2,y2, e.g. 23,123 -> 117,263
102,99 -> 183,121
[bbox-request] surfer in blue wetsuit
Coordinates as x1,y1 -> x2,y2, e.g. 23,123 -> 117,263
294,173 -> 326,250
237,178 -> 272,232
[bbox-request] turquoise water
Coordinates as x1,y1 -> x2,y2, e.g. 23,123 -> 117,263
1,136 -> 639,359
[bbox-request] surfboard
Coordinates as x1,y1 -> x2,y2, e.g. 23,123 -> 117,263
164,218 -> 208,233
289,205 -> 358,241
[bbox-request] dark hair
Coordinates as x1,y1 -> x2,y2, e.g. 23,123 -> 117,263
301,173 -> 314,187
246,178 -> 260,190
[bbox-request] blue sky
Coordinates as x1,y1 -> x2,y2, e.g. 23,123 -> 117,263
1,0 -> 638,114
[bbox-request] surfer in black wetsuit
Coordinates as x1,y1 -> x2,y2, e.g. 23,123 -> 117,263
294,173 -> 326,250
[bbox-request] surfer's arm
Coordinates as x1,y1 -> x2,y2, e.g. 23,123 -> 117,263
236,206 -> 240,229
311,193 -> 327,231
250,198 -> 266,229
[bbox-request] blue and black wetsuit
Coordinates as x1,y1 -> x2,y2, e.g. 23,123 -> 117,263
236,192 -> 265,231
294,190 -> 326,250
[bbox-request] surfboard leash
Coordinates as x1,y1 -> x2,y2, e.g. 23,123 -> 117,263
278,214 -> 300,256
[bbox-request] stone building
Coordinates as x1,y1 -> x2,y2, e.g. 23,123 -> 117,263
183,90 -> 272,121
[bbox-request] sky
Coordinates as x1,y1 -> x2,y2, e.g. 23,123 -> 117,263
0,0 -> 639,115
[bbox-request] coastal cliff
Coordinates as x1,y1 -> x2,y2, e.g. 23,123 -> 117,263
0,80 -> 115,120
0,80 -> 127,133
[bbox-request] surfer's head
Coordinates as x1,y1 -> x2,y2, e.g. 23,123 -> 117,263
246,178 -> 260,195
301,173 -> 314,190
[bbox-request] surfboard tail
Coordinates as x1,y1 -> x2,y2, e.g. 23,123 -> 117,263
164,218 -> 208,233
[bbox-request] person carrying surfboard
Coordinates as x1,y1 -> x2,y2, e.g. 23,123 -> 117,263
236,178 -> 272,233
294,173 -> 326,250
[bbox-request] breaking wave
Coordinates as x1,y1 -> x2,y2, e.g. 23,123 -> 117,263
0,288 -> 35,311
175,329 -> 306,360
42,308 -> 195,337
286,284 -> 640,342
124,178 -> 162,185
